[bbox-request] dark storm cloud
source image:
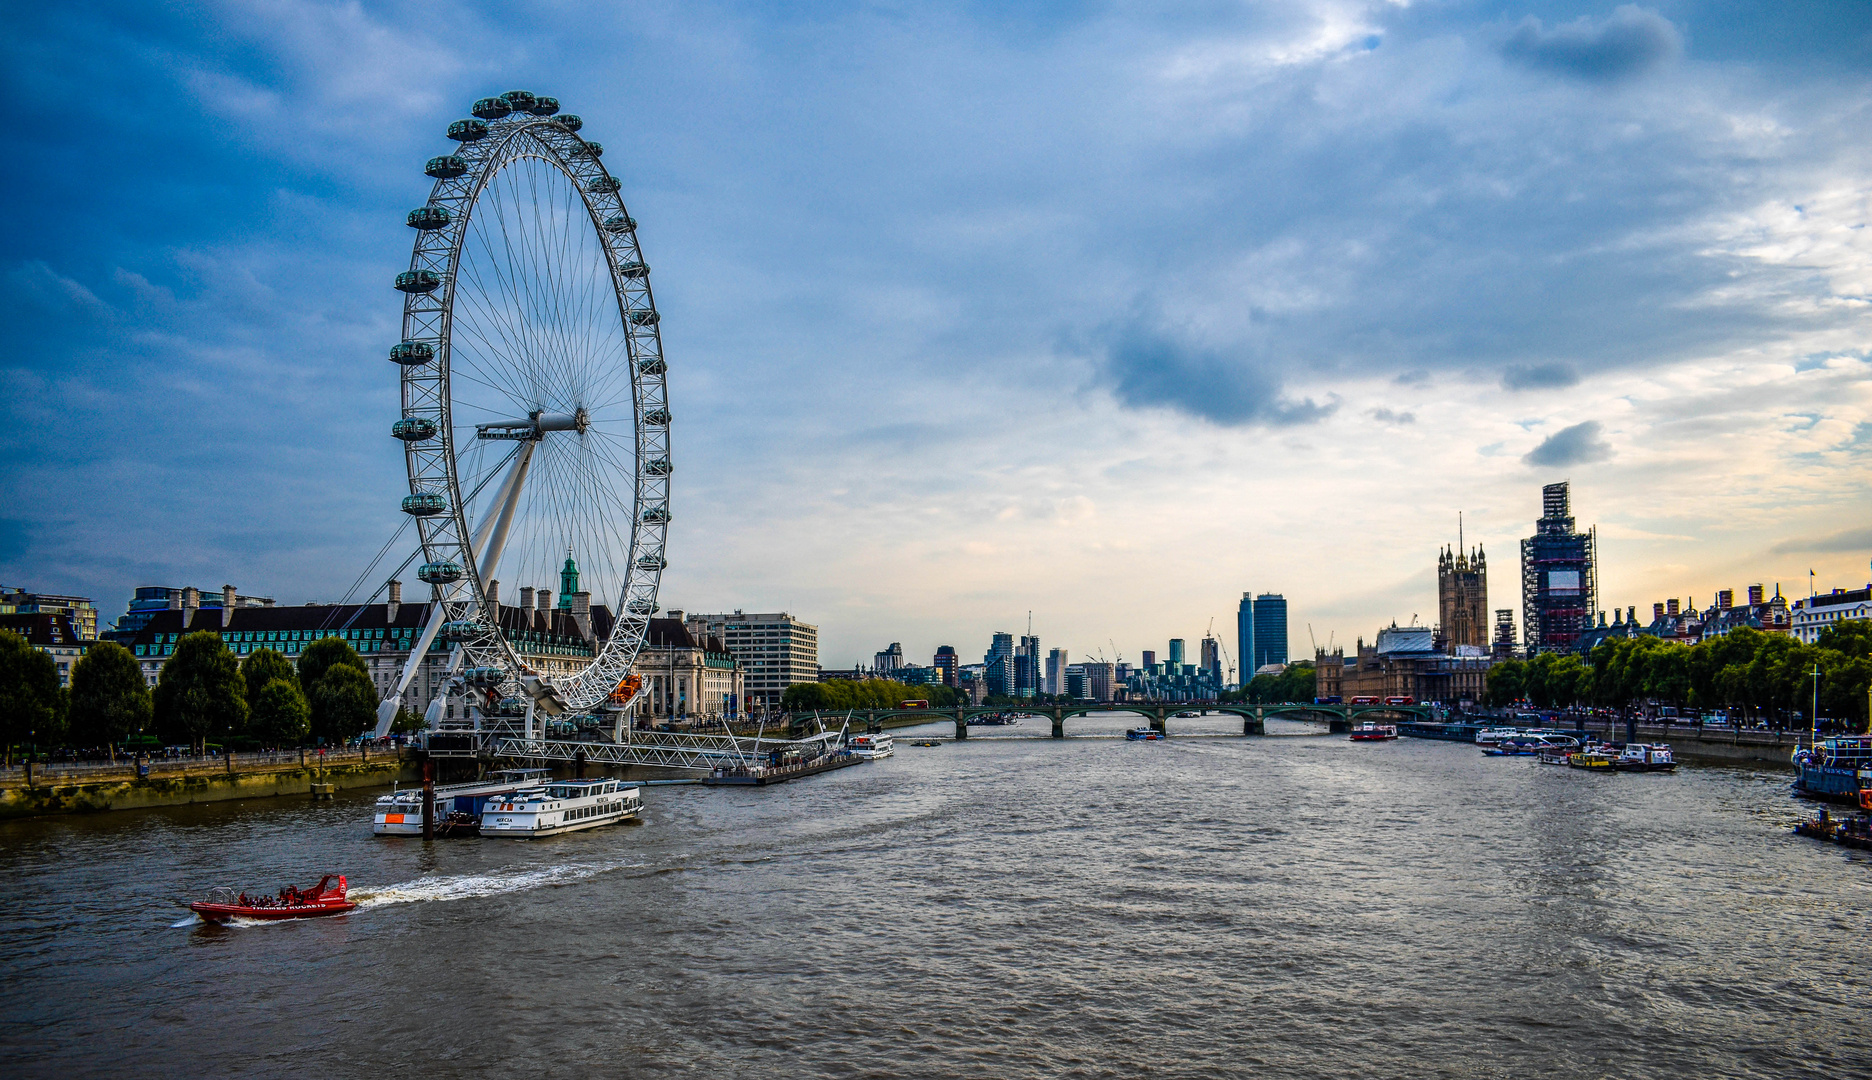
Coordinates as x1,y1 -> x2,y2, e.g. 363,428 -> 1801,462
1502,362 -> 1580,391
1501,5 -> 1683,82
1099,321 -> 1335,427
1523,421 -> 1613,467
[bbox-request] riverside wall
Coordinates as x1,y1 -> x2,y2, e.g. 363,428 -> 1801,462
0,755 -> 417,819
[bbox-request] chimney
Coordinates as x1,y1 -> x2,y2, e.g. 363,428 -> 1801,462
1718,589 -> 1732,611
1653,602 -> 1665,621
1666,599 -> 1679,617
571,591 -> 592,641
182,587 -> 200,626
486,578 -> 499,608
538,589 -> 552,613
387,579 -> 401,623
519,586 -> 534,611
668,609 -> 684,623
221,584 -> 237,628
1627,605 -> 1636,624
167,589 -> 182,610
1748,583 -> 1764,606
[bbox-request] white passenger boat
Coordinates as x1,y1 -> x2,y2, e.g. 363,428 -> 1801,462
1475,727 -> 1525,745
849,733 -> 894,759
372,768 -> 552,836
480,779 -> 643,839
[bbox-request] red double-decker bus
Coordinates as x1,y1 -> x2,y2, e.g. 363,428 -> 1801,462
900,699 -> 929,709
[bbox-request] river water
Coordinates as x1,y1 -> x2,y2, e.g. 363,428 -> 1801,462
2,714 -> 1867,1079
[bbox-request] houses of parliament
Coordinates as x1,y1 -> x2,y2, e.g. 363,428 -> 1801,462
1437,538 -> 1489,652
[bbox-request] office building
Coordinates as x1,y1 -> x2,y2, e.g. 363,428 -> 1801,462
126,579 -> 606,723
1,585 -> 99,641
933,645 -> 958,686
984,632 -> 1015,697
688,611 -> 819,709
1252,593 -> 1288,670
1018,634 -> 1041,698
1045,647 -> 1067,695
1082,661 -> 1116,702
1064,664 -> 1090,700
0,611 -> 88,686
1520,482 -> 1597,655
103,584 -> 274,643
1167,638 -> 1185,669
1236,593 -> 1253,689
1791,585 -> 1863,645
873,642 -> 904,675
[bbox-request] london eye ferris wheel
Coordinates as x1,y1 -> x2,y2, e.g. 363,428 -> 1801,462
381,89 -> 668,731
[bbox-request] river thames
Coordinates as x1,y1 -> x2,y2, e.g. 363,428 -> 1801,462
2,715 -> 1867,1078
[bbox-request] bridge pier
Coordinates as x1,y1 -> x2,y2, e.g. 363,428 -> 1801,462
1244,716 -> 1264,736
954,711 -> 968,741
1052,711 -> 1065,739
1150,708 -> 1166,734
867,711 -> 881,734
1329,707 -> 1351,734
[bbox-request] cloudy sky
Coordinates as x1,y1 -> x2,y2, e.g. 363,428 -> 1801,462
3,1 -> 1870,670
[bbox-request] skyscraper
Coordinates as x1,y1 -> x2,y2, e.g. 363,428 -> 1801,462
1167,638 -> 1186,668
1252,593 -> 1288,670
1045,647 -> 1067,695
1018,634 -> 1041,698
985,632 -> 1014,697
1236,592 -> 1253,684
933,645 -> 957,686
1200,637 -> 1221,682
1521,482 -> 1597,655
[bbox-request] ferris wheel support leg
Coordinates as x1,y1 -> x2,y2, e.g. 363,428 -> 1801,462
472,441 -> 537,584
375,591 -> 456,737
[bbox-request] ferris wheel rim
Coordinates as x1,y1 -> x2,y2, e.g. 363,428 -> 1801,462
392,92 -> 668,716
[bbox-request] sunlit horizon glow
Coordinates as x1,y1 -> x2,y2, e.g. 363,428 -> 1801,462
2,2 -> 1869,670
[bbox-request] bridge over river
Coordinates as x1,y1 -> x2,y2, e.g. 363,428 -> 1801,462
793,702 -> 1434,740
427,703 -> 1435,770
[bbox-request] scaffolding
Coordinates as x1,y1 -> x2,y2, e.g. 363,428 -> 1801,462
1520,482 -> 1597,655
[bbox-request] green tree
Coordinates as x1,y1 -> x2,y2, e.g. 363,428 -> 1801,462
297,636 -> 368,690
242,648 -> 298,705
67,641 -> 152,761
390,706 -> 427,735
1484,658 -> 1526,707
782,682 -> 834,710
248,678 -> 311,747
153,632 -> 247,754
0,629 -> 66,762
307,663 -> 376,744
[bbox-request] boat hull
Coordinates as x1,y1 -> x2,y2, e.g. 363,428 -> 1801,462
704,753 -> 865,785
480,806 -> 639,838
189,900 -> 357,923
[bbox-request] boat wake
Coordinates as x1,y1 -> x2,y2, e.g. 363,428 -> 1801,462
351,860 -> 649,908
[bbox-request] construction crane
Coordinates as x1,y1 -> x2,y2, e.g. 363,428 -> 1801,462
1206,617 -> 1236,688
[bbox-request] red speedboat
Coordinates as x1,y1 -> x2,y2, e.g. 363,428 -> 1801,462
190,874 -> 358,922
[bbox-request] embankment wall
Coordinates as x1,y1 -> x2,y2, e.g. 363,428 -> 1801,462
0,758 -> 415,819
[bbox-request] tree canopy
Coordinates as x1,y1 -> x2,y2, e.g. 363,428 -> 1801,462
297,637 -> 367,690
67,641 -> 152,760
242,648 -> 298,705
1484,625 -> 1872,730
153,632 -> 247,752
1230,661 -> 1317,704
248,678 -> 311,747
782,679 -> 961,711
308,663 -> 377,744
0,629 -> 66,759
